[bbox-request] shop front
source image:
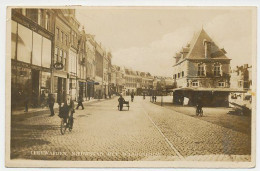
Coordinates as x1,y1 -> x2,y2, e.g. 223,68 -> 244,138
11,16 -> 53,110
87,81 -> 95,100
78,80 -> 87,100
69,77 -> 77,101
11,61 -> 51,109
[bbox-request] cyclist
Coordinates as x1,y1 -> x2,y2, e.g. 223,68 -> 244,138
59,96 -> 75,128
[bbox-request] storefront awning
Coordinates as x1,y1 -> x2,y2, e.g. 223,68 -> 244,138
169,87 -> 247,93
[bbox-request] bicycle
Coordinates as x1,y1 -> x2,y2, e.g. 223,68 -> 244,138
196,105 -> 203,117
60,114 -> 74,135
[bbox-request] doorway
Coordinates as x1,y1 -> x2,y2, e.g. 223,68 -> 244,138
31,69 -> 40,107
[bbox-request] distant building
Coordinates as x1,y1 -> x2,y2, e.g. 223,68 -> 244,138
230,64 -> 252,91
172,28 -> 232,107
85,34 -> 96,100
124,67 -> 138,95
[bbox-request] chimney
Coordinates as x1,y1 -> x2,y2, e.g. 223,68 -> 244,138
203,39 -> 211,58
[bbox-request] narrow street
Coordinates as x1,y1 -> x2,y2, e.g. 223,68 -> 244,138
11,96 -> 251,161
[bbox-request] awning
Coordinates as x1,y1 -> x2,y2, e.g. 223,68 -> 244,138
168,87 -> 246,93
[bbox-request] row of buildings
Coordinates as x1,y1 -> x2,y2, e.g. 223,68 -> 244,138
171,28 -> 252,107
10,8 -> 114,108
10,8 -> 173,109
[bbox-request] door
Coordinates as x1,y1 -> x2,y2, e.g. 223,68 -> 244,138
31,69 -> 40,107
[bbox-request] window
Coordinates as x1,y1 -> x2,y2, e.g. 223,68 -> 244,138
45,13 -> 50,30
238,81 -> 243,87
63,51 -> 67,71
174,74 -> 177,79
214,63 -> 221,76
178,73 -> 180,78
22,9 -> 26,16
17,24 -> 32,63
65,34 -> 68,45
42,37 -> 51,68
72,31 -> 74,45
192,81 -> 199,87
182,71 -> 184,77
218,82 -> 225,87
61,31 -> 64,43
198,63 -> 205,76
37,9 -> 42,26
56,28 -> 59,40
54,47 -> 58,63
74,33 -> 77,46
59,49 -> 63,63
32,32 -> 42,66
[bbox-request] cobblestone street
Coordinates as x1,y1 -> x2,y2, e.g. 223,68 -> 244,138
11,96 -> 251,161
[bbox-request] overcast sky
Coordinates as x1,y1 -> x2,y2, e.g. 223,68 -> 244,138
76,7 -> 255,77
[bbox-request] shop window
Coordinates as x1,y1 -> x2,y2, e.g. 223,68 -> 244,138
32,32 -> 42,66
42,37 -> 51,68
11,20 -> 17,59
41,72 -> 51,89
17,24 -> 32,63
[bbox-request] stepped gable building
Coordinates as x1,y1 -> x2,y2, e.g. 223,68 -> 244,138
172,28 -> 236,107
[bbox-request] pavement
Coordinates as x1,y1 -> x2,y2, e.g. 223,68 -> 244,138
10,96 -> 251,161
11,98 -> 107,115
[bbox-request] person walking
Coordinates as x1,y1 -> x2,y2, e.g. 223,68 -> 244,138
131,92 -> 134,102
154,95 -> 157,102
76,95 -> 84,110
48,93 -> 55,116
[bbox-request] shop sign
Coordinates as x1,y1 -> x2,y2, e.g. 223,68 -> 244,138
53,62 -> 64,70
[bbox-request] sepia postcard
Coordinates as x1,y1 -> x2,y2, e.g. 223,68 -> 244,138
5,6 -> 256,168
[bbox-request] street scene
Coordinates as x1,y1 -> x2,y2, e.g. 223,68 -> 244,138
8,7 -> 254,164
11,96 -> 251,161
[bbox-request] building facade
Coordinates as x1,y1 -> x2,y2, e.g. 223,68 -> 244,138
11,8 -> 54,109
85,34 -> 96,100
172,29 -> 232,107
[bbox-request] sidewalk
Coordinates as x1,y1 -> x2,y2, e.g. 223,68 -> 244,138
11,97 -> 114,116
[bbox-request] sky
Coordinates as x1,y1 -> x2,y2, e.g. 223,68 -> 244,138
76,7 -> 255,77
